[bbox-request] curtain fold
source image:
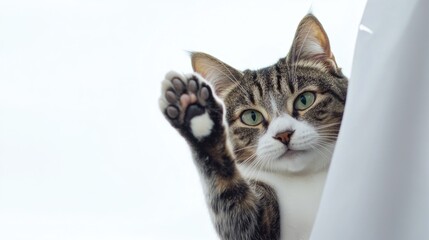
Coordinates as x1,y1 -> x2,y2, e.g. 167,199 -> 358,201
310,0 -> 429,239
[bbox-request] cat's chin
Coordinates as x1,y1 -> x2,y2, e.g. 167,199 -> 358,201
280,149 -> 307,159
270,148 -> 332,175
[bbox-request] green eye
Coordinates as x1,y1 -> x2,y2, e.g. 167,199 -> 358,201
294,92 -> 316,110
240,109 -> 264,126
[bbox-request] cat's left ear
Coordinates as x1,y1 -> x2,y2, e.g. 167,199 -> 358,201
287,14 -> 343,77
191,52 -> 243,98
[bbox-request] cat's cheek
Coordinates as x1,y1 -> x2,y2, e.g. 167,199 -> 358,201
190,112 -> 214,140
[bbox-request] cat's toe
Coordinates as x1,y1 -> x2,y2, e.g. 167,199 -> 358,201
183,74 -> 213,107
165,90 -> 177,104
195,85 -> 211,106
187,79 -> 198,93
166,106 -> 179,119
159,71 -> 186,124
172,78 -> 186,94
200,86 -> 210,101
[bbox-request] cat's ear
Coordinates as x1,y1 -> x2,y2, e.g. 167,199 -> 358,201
191,52 -> 243,98
287,14 -> 342,76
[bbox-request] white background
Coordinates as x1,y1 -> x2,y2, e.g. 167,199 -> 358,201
0,1 -> 366,239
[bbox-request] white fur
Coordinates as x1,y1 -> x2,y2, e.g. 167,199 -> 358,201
239,165 -> 328,240
256,114 -> 331,173
302,38 -> 325,57
190,112 -> 214,140
244,114 -> 335,239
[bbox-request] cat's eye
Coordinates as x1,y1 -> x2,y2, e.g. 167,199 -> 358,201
240,109 -> 264,126
294,92 -> 316,110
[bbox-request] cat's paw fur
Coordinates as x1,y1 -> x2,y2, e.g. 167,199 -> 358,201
159,71 -> 224,141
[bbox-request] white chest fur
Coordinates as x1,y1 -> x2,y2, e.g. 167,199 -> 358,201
240,166 -> 328,240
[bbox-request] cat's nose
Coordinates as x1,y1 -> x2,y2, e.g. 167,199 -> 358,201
273,130 -> 295,145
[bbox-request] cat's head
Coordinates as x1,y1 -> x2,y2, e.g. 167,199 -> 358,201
191,14 -> 348,174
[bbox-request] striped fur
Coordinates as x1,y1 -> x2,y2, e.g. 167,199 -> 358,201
160,14 -> 347,240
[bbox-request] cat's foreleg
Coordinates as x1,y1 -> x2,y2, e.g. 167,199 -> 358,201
159,71 -> 279,240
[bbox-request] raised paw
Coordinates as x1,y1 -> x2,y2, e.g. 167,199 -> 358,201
159,71 -> 224,141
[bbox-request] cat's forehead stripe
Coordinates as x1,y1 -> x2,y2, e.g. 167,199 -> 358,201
270,93 -> 280,116
254,72 -> 264,98
274,65 -> 284,93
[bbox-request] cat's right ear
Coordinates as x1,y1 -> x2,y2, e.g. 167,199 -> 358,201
191,52 -> 243,98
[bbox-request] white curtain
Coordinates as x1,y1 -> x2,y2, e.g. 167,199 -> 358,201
311,0 -> 429,239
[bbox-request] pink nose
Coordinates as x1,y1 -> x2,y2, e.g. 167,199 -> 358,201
273,130 -> 294,145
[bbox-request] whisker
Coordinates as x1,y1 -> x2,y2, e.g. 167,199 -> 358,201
316,130 -> 340,134
243,153 -> 260,176
310,143 -> 333,162
317,139 -> 338,142
233,145 -> 258,153
317,134 -> 339,138
243,153 -> 257,163
314,141 -> 335,153
314,122 -> 342,130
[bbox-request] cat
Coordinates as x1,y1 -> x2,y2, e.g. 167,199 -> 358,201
159,14 -> 347,240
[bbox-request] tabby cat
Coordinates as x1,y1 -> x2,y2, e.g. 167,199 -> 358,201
159,14 -> 347,240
